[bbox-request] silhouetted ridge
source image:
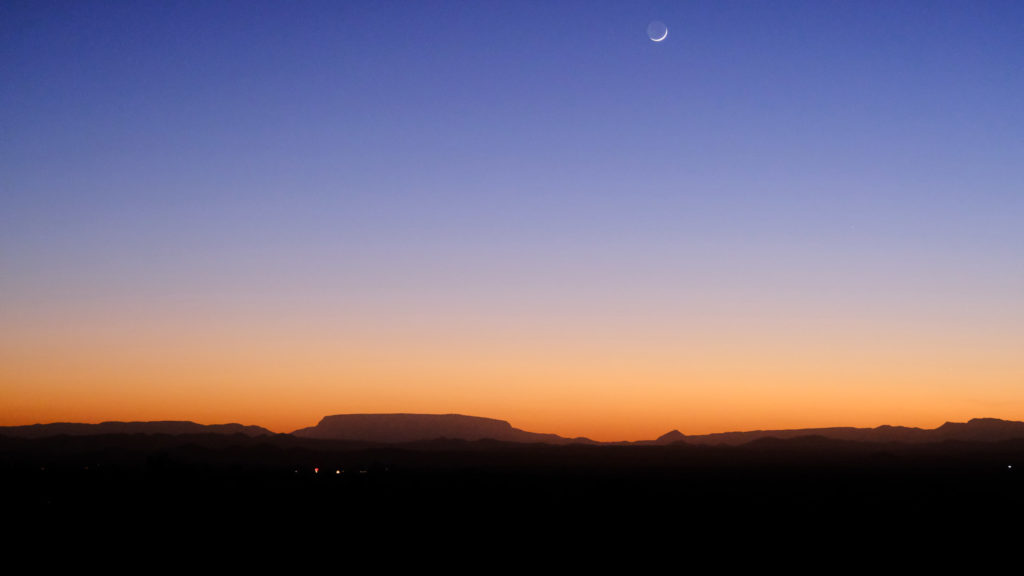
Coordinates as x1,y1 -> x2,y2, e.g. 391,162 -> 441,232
5,416 -> 1023,445
0,421 -> 273,439
667,418 -> 1024,446
656,430 -> 686,444
934,418 -> 1024,441
292,413 -> 593,444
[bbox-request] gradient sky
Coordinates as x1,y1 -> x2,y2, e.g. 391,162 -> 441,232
2,1 -> 1022,441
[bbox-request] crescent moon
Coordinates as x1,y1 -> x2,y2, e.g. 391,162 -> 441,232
652,29 -> 668,42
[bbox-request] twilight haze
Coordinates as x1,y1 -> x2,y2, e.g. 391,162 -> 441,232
2,1 -> 1022,441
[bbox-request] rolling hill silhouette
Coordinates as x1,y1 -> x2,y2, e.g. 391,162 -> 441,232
0,420 -> 273,438
651,418 -> 1024,445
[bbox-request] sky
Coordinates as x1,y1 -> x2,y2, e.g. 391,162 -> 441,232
2,0 -> 1022,441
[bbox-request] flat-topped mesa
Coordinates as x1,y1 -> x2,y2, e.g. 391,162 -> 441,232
292,413 -> 589,444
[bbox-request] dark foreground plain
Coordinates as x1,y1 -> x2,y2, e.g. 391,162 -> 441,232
4,432 -> 1023,553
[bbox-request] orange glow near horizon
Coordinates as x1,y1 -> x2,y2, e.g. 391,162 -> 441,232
4,1 -> 1024,445
3,295 -> 1021,441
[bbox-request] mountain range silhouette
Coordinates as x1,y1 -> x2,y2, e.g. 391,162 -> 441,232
6,412 -> 1024,546
4,414 -> 1024,445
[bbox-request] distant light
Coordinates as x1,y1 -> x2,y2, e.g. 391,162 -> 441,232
314,467 -> 319,474
336,470 -> 341,475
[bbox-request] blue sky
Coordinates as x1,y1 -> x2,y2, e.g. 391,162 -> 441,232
2,1 -> 1023,437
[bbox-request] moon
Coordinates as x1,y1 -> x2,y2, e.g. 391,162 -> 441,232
647,21 -> 668,42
